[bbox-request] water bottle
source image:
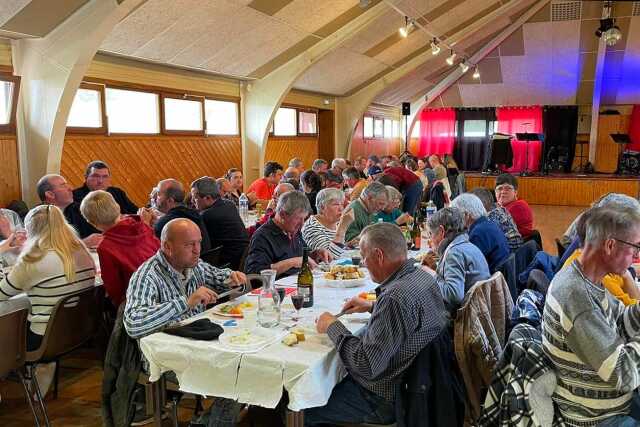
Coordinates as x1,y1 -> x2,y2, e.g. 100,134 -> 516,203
258,269 -> 280,328
426,200 -> 437,219
239,193 -> 249,222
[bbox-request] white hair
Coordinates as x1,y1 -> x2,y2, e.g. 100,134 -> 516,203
451,193 -> 487,221
315,188 -> 345,213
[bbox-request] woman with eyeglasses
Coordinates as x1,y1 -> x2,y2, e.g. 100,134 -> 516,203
494,173 -> 534,239
0,204 -> 96,351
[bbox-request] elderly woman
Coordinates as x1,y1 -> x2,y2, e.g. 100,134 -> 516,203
425,207 -> 490,311
301,188 -> 355,260
300,170 -> 323,214
470,187 -> 523,252
451,193 -> 510,272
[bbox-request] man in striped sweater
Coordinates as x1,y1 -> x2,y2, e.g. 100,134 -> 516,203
542,205 -> 640,426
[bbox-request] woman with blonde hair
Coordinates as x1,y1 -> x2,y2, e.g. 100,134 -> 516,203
0,204 -> 95,351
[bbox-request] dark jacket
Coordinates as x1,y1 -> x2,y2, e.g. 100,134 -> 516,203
244,218 -> 304,278
102,304 -> 142,427
200,198 -> 249,270
64,202 -> 100,238
395,328 -> 465,427
469,216 -> 511,273
73,184 -> 138,215
429,182 -> 447,210
154,205 -> 211,253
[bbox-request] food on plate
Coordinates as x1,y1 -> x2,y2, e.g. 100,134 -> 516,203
218,301 -> 254,315
282,333 -> 298,346
323,265 -> 365,280
358,291 -> 377,301
228,329 -> 262,345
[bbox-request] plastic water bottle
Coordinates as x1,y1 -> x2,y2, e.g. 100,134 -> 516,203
239,193 -> 249,222
426,200 -> 437,219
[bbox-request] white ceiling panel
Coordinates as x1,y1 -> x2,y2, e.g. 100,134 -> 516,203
341,11 -> 402,54
274,0 -> 358,34
0,0 -> 30,27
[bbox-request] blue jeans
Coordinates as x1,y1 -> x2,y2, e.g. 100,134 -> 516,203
402,180 -> 423,217
598,392 -> 640,426
303,375 -> 395,426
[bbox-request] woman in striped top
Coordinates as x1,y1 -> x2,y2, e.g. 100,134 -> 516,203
0,204 -> 95,351
302,188 -> 355,260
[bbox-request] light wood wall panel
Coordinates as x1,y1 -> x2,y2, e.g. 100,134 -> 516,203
465,174 -> 640,207
0,40 -> 11,68
596,115 -> 630,173
264,136 -> 318,171
350,116 -> 402,160
0,137 -> 20,207
61,135 -> 241,207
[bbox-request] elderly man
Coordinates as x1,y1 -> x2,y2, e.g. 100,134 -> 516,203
248,183 -> 296,234
36,174 -> 103,248
325,158 -> 347,189
451,193 -> 510,272
152,179 -> 211,253
73,160 -> 138,214
216,177 -> 232,199
244,191 -> 329,278
247,161 -> 283,201
283,166 -> 300,182
353,156 -> 368,179
191,177 -> 248,270
542,205 -> 640,426
308,223 -> 447,425
344,181 -> 389,243
343,167 -> 368,201
124,218 -> 246,338
312,158 -> 329,174
289,158 -> 305,175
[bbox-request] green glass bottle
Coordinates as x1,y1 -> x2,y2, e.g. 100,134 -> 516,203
297,247 -> 314,308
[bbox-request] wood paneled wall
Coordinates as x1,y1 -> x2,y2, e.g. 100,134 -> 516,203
61,135 -> 242,207
0,136 -> 20,207
596,114 -> 630,173
264,136 -> 318,171
466,174 -> 640,207
350,117 -> 402,159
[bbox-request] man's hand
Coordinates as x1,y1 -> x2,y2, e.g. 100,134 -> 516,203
137,207 -> 156,226
0,214 -> 11,239
340,207 -> 356,226
316,312 -> 337,334
311,248 -> 331,264
83,233 -> 104,249
395,212 -> 413,226
342,296 -> 373,314
187,286 -> 218,308
228,271 -> 247,288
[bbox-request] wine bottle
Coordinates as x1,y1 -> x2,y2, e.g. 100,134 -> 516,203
297,247 -> 314,308
411,218 -> 421,250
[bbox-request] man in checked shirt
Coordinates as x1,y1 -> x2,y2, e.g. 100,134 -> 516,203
308,222 -> 448,426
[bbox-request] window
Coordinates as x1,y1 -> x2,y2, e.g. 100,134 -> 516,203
274,107 -> 297,136
0,80 -> 14,126
205,99 -> 238,135
384,119 -> 392,138
392,120 -> 400,138
106,88 -> 160,134
462,120 -> 487,137
298,111 -> 317,135
163,96 -> 203,133
489,120 -> 498,135
363,116 -> 374,138
67,84 -> 106,132
374,118 -> 383,138
411,121 -> 420,138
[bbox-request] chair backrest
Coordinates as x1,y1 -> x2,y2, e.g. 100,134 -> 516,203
0,298 -> 29,377
495,253 -> 517,302
26,286 -> 100,363
525,229 -> 543,251
514,239 -> 539,278
555,238 -> 568,258
200,245 -> 224,267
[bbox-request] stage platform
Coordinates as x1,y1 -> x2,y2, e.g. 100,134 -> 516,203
465,172 -> 640,207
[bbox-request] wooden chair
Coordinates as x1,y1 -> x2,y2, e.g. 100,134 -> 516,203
0,298 -> 42,426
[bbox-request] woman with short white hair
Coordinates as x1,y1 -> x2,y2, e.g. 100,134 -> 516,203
302,188 -> 355,259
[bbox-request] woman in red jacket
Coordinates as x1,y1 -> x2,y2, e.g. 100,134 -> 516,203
494,173 -> 534,238
80,190 -> 159,307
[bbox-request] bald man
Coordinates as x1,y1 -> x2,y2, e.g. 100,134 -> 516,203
124,218 -> 247,339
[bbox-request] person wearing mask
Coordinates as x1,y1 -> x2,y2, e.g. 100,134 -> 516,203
73,160 -> 138,214
494,174 -> 534,239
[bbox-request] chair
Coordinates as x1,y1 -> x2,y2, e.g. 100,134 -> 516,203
494,253 -> 517,303
555,237 -> 568,259
524,229 -> 542,251
514,240 -> 538,281
201,245 -> 230,269
25,285 -> 102,417
0,298 -> 42,426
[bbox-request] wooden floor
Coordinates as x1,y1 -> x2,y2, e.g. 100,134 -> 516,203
0,204 -> 582,426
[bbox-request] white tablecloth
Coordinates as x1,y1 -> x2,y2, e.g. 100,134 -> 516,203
139,273 -> 376,411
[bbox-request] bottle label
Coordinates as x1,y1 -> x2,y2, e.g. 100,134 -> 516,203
298,287 -> 311,302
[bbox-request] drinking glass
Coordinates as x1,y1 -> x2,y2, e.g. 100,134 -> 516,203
291,293 -> 304,322
276,287 -> 286,306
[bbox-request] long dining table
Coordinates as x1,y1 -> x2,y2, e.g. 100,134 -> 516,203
139,270 -> 377,426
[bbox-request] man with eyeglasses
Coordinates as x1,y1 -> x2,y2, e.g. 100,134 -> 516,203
73,160 -> 138,215
542,205 -> 640,426
494,173 -> 534,239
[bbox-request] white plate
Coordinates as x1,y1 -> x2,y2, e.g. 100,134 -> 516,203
324,277 -> 367,288
218,327 -> 277,351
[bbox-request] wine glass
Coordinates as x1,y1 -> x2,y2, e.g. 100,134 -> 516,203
276,287 -> 286,307
291,293 -> 304,322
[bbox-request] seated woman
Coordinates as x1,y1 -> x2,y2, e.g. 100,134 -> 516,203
374,186 -> 412,226
425,207 -> 490,312
0,205 -> 95,351
494,173 -> 534,239
302,188 -> 355,259
470,187 -> 523,252
428,154 -> 452,199
300,170 -> 323,215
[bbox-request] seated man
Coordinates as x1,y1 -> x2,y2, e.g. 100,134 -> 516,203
153,179 -> 211,253
73,160 -> 138,214
344,181 -> 389,244
494,173 -> 534,239
470,187 -> 523,252
244,191 -> 328,278
36,174 -> 103,248
289,157 -> 305,175
191,177 -> 249,270
325,158 -> 346,189
543,205 -> 640,426
308,223 -> 448,425
343,167 -> 368,202
246,161 -> 283,202
283,166 -> 300,182
80,190 -> 159,307
312,158 -> 329,174
224,168 -> 244,208
124,218 -> 246,339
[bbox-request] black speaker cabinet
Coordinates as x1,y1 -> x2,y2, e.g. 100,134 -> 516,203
402,102 -> 410,116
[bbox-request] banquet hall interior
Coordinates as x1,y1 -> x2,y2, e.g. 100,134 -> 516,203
2,0 -> 640,426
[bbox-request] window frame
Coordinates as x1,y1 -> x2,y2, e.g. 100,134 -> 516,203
104,85 -> 162,136
363,115 -> 374,139
297,108 -> 318,136
160,93 -> 205,136
0,74 -> 20,135
66,82 -> 108,135
204,97 -> 241,137
373,117 -> 384,138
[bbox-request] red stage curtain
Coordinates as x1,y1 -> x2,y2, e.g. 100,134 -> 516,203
628,105 -> 640,151
418,108 -> 456,157
496,106 -> 543,173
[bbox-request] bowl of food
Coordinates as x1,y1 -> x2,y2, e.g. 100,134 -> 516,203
323,265 -> 367,288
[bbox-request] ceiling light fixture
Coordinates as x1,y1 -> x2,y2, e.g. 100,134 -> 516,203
430,38 -> 440,55
399,16 -> 415,38
459,60 -> 469,73
595,17 -> 622,46
446,50 -> 457,66
472,66 -> 480,79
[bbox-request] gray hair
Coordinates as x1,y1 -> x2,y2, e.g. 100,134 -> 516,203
362,181 -> 388,200
331,158 -> 347,169
427,207 -> 465,236
385,185 -> 402,203
316,188 -> 345,213
451,193 -> 487,221
191,176 -> 219,198
158,179 -> 185,204
360,222 -> 407,261
276,191 -> 311,216
36,174 -> 59,202
585,206 -> 640,246
312,158 -> 328,171
289,158 -> 303,168
594,193 -> 640,211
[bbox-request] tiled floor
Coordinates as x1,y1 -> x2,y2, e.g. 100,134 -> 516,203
0,204 -> 584,427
